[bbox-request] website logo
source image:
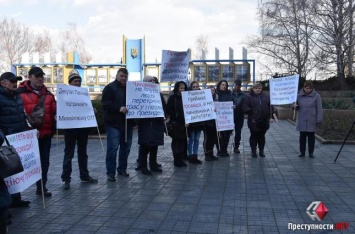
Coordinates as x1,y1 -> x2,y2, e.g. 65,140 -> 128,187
306,201 -> 328,221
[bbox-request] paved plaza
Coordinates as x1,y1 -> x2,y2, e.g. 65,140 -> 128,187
7,120 -> 355,234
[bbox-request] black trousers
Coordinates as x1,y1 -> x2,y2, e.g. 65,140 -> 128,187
299,132 -> 315,155
61,128 -> 90,182
219,130 -> 232,152
203,125 -> 218,155
171,138 -> 187,160
249,130 -> 267,151
139,145 -> 158,168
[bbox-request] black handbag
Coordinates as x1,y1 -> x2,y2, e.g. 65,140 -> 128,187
0,136 -> 24,178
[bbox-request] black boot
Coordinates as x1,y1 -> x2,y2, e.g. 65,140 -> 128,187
251,150 -> 257,158
205,152 -> 213,161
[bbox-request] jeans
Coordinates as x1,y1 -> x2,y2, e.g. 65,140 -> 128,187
299,132 -> 315,155
61,128 -> 90,182
234,117 -> 244,148
105,126 -> 133,176
36,137 -> 52,191
188,129 -> 201,155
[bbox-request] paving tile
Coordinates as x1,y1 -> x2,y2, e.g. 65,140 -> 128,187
6,120 -> 355,233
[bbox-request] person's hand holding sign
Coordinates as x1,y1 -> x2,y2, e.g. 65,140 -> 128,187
120,106 -> 128,114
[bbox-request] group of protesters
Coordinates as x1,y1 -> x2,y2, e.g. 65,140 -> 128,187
0,66 -> 322,232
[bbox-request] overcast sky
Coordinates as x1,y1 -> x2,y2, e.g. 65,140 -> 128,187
0,0 -> 260,64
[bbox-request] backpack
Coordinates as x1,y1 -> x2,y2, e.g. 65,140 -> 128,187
26,95 -> 46,128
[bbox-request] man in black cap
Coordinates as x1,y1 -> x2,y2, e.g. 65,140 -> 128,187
232,80 -> 246,153
61,70 -> 98,190
18,67 -> 56,197
0,72 -> 30,226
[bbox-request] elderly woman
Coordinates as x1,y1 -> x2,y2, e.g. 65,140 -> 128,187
294,81 -> 323,158
243,82 -> 273,157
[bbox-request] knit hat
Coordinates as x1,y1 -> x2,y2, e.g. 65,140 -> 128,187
68,70 -> 82,83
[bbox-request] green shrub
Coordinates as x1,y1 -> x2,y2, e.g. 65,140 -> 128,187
322,99 -> 354,110
317,114 -> 355,140
91,99 -> 105,134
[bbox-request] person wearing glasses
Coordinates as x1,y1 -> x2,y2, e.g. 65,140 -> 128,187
18,67 -> 56,197
135,75 -> 166,175
186,81 -> 203,164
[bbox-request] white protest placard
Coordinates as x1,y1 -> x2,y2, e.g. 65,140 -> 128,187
160,50 -> 190,82
181,89 -> 215,124
126,81 -> 164,119
4,130 -> 42,194
214,101 -> 234,131
56,84 -> 97,129
269,74 -> 299,105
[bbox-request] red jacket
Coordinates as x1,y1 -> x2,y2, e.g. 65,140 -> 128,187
18,81 -> 56,138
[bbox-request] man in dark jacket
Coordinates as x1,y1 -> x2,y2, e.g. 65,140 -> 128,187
232,80 -> 246,153
18,67 -> 56,197
61,70 -> 98,190
101,68 -> 134,181
0,72 -> 30,222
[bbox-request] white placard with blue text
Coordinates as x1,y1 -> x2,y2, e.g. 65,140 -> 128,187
214,101 -> 234,131
4,130 -> 42,194
181,89 -> 216,124
160,50 -> 190,82
269,74 -> 299,105
56,84 -> 97,129
126,81 -> 164,119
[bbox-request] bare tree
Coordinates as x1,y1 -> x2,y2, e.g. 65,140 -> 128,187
310,0 -> 355,83
0,17 -> 33,71
33,31 -> 54,62
194,34 -> 209,60
245,0 -> 316,78
58,23 -> 92,64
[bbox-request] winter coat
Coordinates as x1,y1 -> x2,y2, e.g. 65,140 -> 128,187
232,90 -> 246,121
138,94 -> 166,146
0,86 -> 28,135
295,88 -> 323,132
101,80 -> 134,130
167,93 -> 186,139
216,80 -> 233,102
18,81 -> 56,138
243,91 -> 272,132
167,94 -> 185,125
